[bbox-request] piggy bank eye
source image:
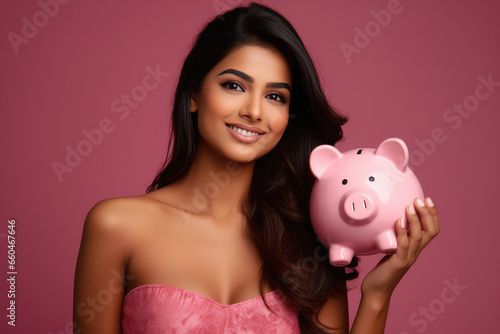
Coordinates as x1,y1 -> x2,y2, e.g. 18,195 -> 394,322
342,179 -> 348,185
369,176 -> 375,182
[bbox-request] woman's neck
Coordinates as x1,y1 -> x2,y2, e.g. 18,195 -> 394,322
173,141 -> 255,221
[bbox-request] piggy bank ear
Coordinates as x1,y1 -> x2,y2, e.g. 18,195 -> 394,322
310,145 -> 343,179
375,138 -> 409,172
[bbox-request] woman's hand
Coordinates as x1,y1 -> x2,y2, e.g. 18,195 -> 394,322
360,197 -> 440,300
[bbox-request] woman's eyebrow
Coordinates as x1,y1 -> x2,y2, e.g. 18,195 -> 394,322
217,68 -> 291,92
266,82 -> 291,92
217,69 -> 254,83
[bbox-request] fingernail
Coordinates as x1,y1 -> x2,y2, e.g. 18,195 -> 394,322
400,218 -> 406,229
409,205 -> 416,215
416,198 -> 425,208
426,197 -> 434,207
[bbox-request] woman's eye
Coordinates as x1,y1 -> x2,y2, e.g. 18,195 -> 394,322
221,81 -> 245,92
266,92 -> 287,103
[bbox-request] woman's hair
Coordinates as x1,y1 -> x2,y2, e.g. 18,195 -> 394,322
148,3 -> 358,333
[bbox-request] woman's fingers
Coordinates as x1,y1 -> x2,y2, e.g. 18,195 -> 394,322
361,198 -> 440,297
407,201 -> 424,257
401,197 -> 439,261
395,217 -> 409,257
414,197 -> 440,249
425,197 -> 440,236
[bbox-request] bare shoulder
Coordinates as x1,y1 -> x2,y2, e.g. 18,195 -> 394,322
86,195 -> 157,224
82,193 -> 167,245
74,194 -> 165,333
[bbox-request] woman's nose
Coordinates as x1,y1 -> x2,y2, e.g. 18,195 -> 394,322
239,95 -> 262,121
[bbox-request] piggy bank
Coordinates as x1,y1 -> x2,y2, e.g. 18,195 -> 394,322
309,138 -> 424,266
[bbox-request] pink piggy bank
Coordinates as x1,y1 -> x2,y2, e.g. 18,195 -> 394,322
309,138 -> 424,266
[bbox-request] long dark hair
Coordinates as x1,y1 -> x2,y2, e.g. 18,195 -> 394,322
148,3 -> 358,333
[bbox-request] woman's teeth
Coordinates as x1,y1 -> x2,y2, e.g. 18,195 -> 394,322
229,125 -> 259,136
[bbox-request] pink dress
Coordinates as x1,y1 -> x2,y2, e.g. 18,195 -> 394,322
122,284 -> 300,333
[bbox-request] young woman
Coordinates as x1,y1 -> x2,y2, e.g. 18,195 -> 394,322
73,3 -> 439,333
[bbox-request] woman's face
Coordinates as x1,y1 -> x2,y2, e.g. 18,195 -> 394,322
191,44 -> 291,163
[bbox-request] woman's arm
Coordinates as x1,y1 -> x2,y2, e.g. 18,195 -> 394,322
318,197 -> 440,333
316,282 -> 350,334
73,199 -> 133,334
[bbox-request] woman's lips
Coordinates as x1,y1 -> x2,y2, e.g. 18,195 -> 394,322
226,123 -> 265,143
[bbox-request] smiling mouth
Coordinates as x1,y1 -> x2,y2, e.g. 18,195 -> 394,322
226,124 -> 264,137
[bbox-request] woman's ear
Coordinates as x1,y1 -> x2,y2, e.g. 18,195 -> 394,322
190,94 -> 198,113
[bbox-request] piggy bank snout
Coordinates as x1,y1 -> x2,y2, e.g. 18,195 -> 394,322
342,190 -> 379,224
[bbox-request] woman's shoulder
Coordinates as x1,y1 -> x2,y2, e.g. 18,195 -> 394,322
83,193 -> 168,240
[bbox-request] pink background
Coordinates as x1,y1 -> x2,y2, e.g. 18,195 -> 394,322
1,0 -> 499,333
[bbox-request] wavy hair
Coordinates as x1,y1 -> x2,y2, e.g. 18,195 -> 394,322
147,3 -> 358,333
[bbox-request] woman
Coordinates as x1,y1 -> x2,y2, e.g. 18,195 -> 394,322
73,3 -> 439,333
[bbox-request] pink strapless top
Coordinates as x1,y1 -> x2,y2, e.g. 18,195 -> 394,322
122,284 -> 300,333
